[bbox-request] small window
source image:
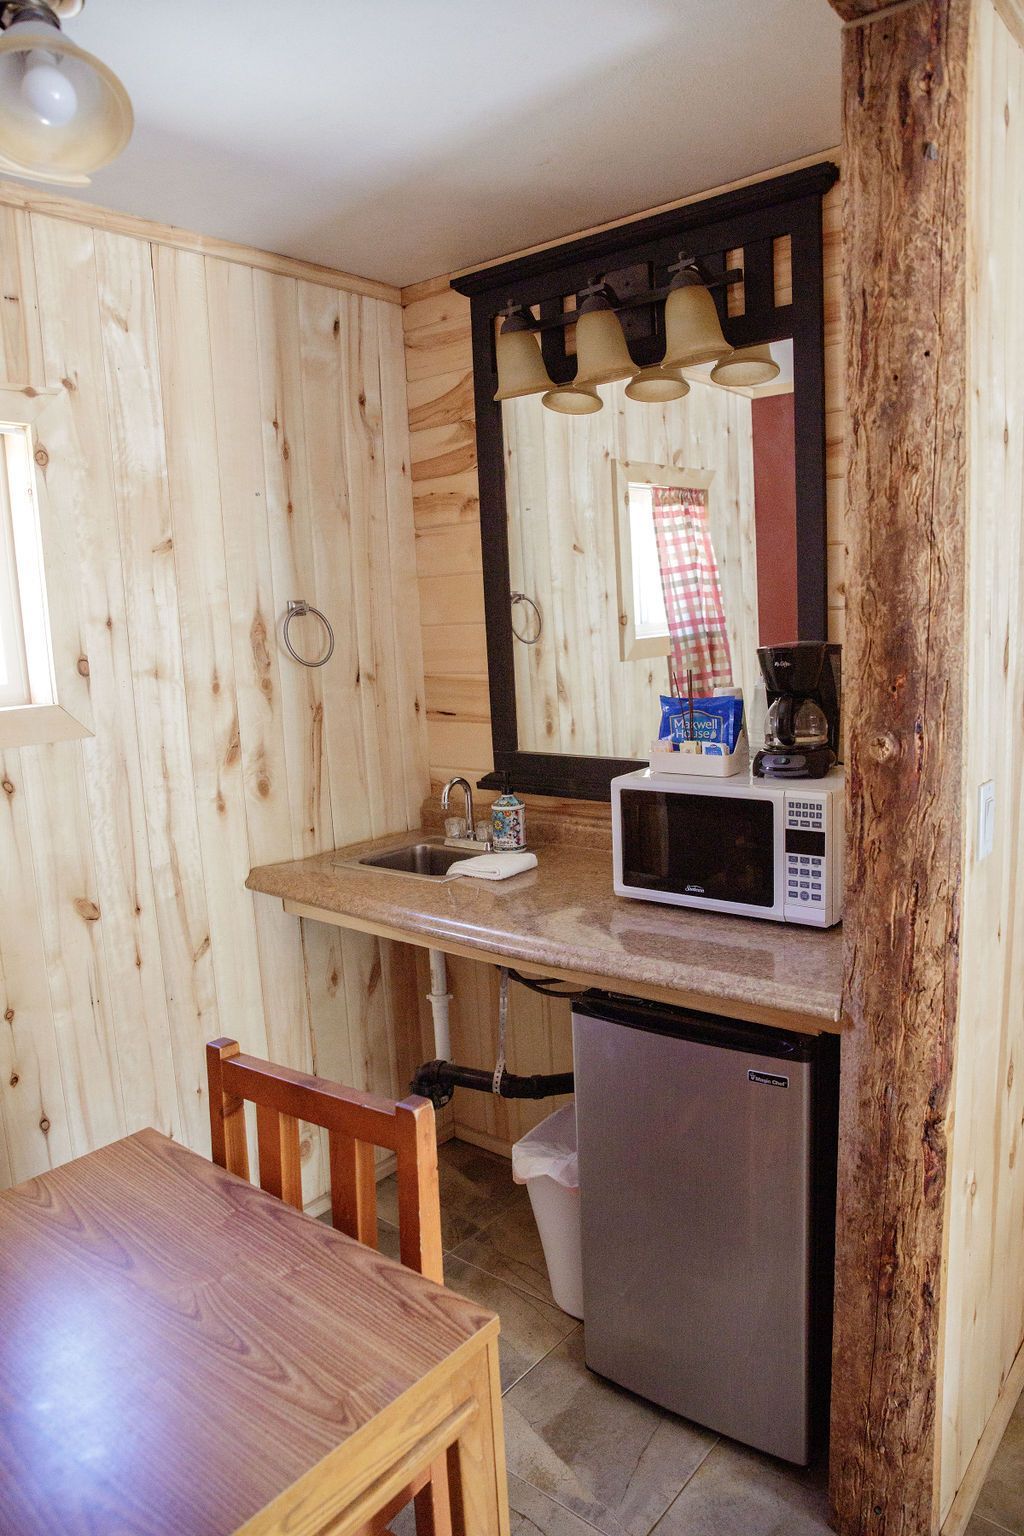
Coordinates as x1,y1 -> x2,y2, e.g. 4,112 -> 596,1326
612,458 -> 715,663
0,385 -> 91,750
625,482 -> 669,643
0,424 -> 52,709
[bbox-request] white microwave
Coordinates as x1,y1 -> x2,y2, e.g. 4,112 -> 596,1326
611,768 -> 844,928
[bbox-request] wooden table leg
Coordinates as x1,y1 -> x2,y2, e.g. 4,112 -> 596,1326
446,1341 -> 510,1536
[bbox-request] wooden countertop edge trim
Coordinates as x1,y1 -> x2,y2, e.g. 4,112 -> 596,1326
0,178 -> 401,304
279,897 -> 844,1036
236,1326 -> 499,1536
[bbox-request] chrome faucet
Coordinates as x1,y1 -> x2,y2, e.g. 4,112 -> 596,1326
441,776 -> 476,839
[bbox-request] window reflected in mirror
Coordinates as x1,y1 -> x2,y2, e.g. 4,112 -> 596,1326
504,341 -> 796,760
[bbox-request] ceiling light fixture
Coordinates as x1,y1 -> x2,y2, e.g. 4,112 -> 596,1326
0,0 -> 132,186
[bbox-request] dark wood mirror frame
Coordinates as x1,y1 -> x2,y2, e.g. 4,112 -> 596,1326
452,161 -> 840,801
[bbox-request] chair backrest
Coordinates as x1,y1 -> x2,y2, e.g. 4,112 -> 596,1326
205,1038 -> 443,1284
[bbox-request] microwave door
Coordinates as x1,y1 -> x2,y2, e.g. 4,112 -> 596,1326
619,788 -> 779,911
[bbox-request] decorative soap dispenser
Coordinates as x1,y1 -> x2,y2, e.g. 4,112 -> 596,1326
491,775 -> 526,851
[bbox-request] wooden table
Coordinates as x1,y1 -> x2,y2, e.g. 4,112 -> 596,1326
0,1129 -> 510,1535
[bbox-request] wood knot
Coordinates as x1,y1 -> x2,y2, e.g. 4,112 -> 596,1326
333,317 -> 340,336
2,778 -> 14,795
9,1072 -> 18,1086
73,898 -> 101,922
4,1008 -> 13,1023
34,446 -> 48,467
62,376 -> 76,392
39,1116 -> 50,1134
868,732 -> 900,764
257,776 -> 271,798
77,655 -> 90,677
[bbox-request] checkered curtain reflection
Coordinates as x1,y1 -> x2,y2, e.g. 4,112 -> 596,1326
652,485 -> 732,695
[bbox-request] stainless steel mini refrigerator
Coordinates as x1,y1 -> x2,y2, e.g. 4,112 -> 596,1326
572,995 -> 838,1465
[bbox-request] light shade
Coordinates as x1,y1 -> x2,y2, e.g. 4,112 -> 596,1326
662,269 -> 731,369
0,10 -> 132,186
494,309 -> 554,401
541,382 -> 603,415
625,366 -> 690,403
710,344 -> 781,387
573,294 -> 635,386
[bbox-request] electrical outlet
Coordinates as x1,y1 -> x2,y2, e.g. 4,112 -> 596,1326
978,780 -> 996,860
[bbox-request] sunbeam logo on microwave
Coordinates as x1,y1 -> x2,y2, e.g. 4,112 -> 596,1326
684,883 -> 705,894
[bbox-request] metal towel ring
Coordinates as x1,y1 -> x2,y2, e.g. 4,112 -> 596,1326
283,599 -> 335,668
510,591 -> 543,645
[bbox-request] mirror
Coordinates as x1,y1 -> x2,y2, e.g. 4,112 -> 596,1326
505,343 -> 796,760
453,160 -> 837,800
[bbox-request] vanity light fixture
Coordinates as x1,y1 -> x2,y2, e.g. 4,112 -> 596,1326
493,306 -> 555,401
661,260 -> 733,370
625,365 -> 689,403
572,286 -> 636,388
709,343 -> 780,387
540,381 -> 603,415
0,0 -> 132,186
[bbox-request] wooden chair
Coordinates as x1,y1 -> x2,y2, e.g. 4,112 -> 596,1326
206,1037 -> 449,1536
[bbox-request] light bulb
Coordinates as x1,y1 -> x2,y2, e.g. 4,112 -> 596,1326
21,50 -> 78,128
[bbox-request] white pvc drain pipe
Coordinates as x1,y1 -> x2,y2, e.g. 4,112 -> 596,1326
427,947 -> 452,1061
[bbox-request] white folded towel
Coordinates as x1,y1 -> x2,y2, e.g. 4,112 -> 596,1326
448,851 -> 538,881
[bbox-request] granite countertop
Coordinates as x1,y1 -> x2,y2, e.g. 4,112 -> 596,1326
247,832 -> 845,1034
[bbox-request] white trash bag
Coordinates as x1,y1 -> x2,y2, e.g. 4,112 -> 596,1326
512,1104 -> 583,1319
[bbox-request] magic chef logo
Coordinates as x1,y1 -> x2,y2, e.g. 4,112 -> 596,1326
749,1070 -> 790,1089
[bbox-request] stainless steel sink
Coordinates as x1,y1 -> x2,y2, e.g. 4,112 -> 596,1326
334,836 -> 481,882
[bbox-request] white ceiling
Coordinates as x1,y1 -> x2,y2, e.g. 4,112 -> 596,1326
56,0 -> 841,288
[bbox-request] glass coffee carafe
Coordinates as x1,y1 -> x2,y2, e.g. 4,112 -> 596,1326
764,695 -> 830,752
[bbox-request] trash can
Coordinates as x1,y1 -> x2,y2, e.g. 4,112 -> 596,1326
511,1103 -> 583,1319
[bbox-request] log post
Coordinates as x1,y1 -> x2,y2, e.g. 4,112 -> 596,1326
826,1 -> 970,1532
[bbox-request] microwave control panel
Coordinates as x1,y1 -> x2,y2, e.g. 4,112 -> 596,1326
783,794 -> 829,915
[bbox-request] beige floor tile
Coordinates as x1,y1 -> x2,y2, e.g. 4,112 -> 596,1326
503,1331 -> 717,1536
974,1393 -> 1024,1535
373,1214 -> 576,1392
389,1474 -> 613,1535
649,1438 -> 831,1536
451,1195 -> 555,1307
376,1137 -> 524,1250
444,1255 -> 579,1392
508,1473 -> 611,1534
965,1515 -> 1015,1536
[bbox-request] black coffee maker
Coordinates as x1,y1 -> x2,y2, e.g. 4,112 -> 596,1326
752,641 -> 842,779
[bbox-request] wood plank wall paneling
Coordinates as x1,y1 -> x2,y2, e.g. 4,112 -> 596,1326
939,1 -> 1024,1523
401,156 -> 846,1151
0,203 -> 431,1200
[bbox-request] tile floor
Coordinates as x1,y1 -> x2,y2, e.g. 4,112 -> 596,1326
377,1139 -> 1024,1536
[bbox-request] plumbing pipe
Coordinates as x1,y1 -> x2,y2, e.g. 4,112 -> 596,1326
411,1059 -> 575,1109
426,947 -> 452,1062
